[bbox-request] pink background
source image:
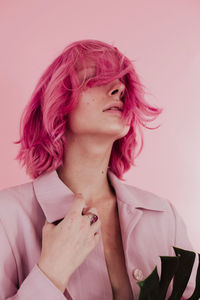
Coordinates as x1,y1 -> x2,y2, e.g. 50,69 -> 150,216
0,0 -> 200,251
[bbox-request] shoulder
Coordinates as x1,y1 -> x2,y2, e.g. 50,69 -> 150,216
0,181 -> 34,221
0,181 -> 33,203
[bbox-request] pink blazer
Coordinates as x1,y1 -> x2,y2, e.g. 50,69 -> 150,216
0,170 -> 197,299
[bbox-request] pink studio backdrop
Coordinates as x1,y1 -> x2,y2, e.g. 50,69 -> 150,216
0,0 -> 200,251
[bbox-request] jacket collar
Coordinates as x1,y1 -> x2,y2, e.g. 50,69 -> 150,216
33,169 -> 168,223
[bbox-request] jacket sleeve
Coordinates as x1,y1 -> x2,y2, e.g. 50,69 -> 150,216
0,221 -> 68,300
170,203 -> 198,299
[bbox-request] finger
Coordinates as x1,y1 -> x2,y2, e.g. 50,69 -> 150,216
43,219 -> 54,230
68,193 -> 86,216
44,219 -> 51,226
88,231 -> 101,251
82,207 -> 98,216
84,213 -> 101,230
62,193 -> 86,225
90,218 -> 101,232
82,215 -> 98,227
93,232 -> 101,246
83,207 -> 99,225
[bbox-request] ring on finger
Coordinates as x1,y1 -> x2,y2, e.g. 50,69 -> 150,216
87,213 -> 98,225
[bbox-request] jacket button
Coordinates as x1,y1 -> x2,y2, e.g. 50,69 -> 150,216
132,268 -> 144,281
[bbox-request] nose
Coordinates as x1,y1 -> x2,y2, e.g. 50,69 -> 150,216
108,80 -> 125,101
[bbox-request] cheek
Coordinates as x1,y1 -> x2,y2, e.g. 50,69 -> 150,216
77,96 -> 100,117
78,99 -> 96,115
67,101 -> 98,132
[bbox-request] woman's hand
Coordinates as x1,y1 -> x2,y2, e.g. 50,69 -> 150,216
37,193 -> 101,293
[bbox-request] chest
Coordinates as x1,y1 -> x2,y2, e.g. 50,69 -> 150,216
99,202 -> 134,300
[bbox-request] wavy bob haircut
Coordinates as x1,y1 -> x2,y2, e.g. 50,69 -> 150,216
14,39 -> 163,180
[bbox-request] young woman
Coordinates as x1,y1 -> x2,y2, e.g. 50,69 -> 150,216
0,39 -> 196,299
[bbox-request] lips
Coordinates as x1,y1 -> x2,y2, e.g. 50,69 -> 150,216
103,100 -> 124,112
103,106 -> 123,112
104,107 -> 122,112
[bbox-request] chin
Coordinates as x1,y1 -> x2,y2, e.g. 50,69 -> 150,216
114,125 -> 130,140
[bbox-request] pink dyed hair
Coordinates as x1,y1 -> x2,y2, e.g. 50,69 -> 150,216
14,39 -> 163,180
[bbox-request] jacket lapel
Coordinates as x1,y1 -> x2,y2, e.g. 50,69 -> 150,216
33,169 -> 75,223
107,171 -> 168,295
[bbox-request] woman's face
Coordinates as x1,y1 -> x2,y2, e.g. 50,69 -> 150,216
66,64 -> 130,141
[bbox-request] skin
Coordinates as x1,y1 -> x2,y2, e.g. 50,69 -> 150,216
57,64 -> 130,207
38,62 -> 131,293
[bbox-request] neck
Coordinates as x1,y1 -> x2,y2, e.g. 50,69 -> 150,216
56,132 -> 116,207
